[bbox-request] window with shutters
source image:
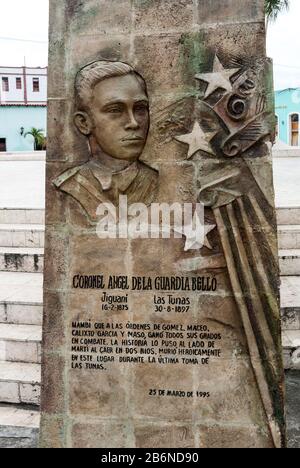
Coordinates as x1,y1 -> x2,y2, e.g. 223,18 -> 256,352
33,77 -> 40,92
16,77 -> 22,89
2,77 -> 9,92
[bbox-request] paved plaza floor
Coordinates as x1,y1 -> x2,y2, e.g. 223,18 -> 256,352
0,160 -> 45,209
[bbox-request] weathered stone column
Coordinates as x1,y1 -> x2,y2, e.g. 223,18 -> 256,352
40,0 -> 286,448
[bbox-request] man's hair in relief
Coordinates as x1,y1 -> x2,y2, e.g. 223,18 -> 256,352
75,60 -> 148,111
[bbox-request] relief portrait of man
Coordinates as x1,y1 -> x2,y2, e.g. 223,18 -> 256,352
54,60 -> 159,222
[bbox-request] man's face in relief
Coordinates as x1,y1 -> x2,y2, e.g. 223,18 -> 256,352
86,74 -> 150,162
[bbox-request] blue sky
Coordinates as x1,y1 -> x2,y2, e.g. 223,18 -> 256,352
0,0 -> 299,90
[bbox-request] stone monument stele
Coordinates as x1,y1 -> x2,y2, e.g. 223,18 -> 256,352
40,0 -> 286,448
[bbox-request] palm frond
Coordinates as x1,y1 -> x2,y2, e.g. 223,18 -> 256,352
265,0 -> 289,21
24,127 -> 46,150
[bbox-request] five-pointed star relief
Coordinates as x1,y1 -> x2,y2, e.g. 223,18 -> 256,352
175,121 -> 217,158
195,55 -> 240,99
173,214 -> 216,252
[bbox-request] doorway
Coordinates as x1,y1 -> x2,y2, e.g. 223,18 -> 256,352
0,138 -> 6,152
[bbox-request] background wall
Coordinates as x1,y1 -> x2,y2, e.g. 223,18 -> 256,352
275,88 -> 300,145
0,106 -> 47,152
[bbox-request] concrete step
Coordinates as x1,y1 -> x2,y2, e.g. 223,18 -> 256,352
281,307 -> 300,332
281,276 -> 300,308
281,276 -> 300,330
278,225 -> 300,250
0,302 -> 43,327
0,361 -> 40,406
277,207 -> 300,225
0,247 -> 44,273
282,330 -> 300,371
279,249 -> 300,276
0,272 -> 43,326
0,404 -> 39,448
281,277 -> 300,370
0,324 -> 42,364
0,224 -> 44,248
0,209 -> 44,225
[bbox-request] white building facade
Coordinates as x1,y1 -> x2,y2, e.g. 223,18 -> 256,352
0,66 -> 47,105
0,67 -> 47,152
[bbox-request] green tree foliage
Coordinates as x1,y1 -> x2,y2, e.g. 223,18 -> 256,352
24,128 -> 46,151
265,0 -> 289,21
